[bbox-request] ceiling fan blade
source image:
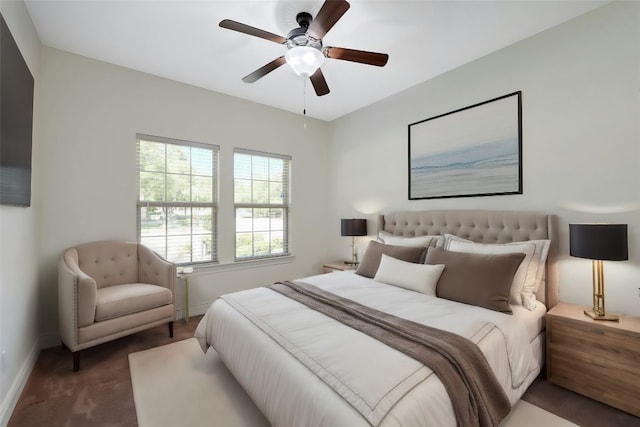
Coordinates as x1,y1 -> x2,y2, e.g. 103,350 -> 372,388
325,47 -> 389,67
310,69 -> 330,96
242,56 -> 287,83
307,0 -> 350,40
219,19 -> 287,44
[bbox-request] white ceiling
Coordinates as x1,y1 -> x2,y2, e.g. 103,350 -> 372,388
24,0 -> 607,121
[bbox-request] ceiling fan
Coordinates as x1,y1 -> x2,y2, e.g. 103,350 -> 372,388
219,0 -> 389,96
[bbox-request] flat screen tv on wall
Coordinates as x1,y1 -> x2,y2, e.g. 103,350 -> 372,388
0,13 -> 34,207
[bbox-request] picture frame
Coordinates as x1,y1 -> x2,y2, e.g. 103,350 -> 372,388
408,91 -> 522,200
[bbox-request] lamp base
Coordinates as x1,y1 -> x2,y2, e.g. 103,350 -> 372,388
584,309 -> 619,322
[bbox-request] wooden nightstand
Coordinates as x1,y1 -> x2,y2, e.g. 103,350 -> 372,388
322,262 -> 357,273
546,303 -> 640,417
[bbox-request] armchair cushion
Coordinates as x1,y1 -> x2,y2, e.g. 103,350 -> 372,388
95,283 -> 173,322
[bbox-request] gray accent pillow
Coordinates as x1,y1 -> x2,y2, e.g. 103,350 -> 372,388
355,241 -> 427,279
425,247 -> 525,314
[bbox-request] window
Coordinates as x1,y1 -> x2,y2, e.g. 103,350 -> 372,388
234,149 -> 291,260
136,134 -> 218,265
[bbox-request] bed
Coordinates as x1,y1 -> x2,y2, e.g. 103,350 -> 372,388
195,210 -> 559,427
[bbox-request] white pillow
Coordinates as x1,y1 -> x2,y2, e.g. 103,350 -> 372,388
374,254 -> 445,295
444,234 -> 550,310
378,231 -> 443,248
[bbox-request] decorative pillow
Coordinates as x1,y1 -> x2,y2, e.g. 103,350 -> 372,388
374,254 -> 445,296
444,234 -> 550,310
378,231 -> 443,249
446,236 -> 533,307
425,247 -> 525,314
355,241 -> 426,279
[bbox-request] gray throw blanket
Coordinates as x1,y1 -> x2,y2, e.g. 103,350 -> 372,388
270,281 -> 511,427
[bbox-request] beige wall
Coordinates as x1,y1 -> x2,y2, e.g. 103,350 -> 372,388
0,1 -> 41,423
35,47 -> 331,340
328,1 -> 640,316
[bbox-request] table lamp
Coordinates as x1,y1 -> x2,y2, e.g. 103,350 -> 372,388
341,218 -> 367,265
569,223 -> 628,321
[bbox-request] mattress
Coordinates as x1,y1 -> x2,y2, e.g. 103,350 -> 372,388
195,271 -> 545,427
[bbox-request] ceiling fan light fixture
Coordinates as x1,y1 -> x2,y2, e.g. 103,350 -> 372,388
220,0 -> 387,96
285,46 -> 325,77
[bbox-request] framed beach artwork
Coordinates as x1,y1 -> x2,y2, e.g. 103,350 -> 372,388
408,91 -> 522,200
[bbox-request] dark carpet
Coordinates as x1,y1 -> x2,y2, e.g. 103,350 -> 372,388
8,319 -> 197,427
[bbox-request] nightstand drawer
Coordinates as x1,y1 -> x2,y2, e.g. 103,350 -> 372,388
548,317 -> 640,362
549,349 -> 640,394
549,350 -> 640,416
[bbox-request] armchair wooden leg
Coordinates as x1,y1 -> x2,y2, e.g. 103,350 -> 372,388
73,351 -> 80,372
168,321 -> 174,338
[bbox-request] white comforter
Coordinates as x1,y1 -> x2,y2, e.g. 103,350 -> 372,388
195,271 -> 544,427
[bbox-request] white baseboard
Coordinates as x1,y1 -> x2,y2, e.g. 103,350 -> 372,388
190,302 -> 213,318
0,339 -> 40,427
176,301 -> 213,321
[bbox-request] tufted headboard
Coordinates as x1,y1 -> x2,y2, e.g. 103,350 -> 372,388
377,210 -> 559,309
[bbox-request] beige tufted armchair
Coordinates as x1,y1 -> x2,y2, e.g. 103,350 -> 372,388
58,241 -> 176,371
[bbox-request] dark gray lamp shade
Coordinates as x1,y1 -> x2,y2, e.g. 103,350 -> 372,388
341,219 -> 367,237
569,224 -> 628,261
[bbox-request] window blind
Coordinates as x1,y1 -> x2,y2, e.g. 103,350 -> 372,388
136,134 -> 219,265
234,148 -> 291,260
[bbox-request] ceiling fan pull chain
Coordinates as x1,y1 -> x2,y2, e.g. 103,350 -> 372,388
303,78 -> 308,129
